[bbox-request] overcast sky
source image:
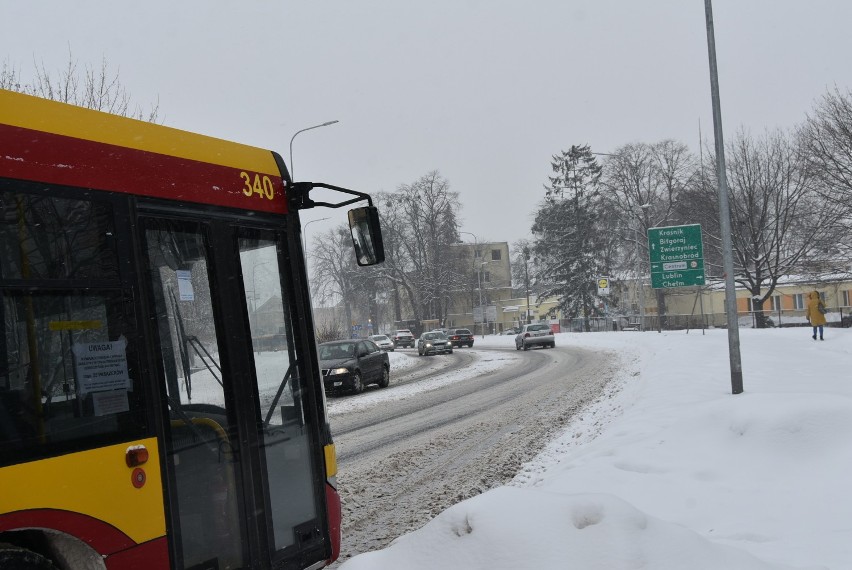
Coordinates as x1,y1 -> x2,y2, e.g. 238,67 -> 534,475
4,1 -> 852,249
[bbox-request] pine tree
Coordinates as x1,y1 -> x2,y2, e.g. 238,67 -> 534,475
532,145 -> 608,331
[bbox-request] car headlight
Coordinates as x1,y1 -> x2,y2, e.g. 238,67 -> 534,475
329,368 -> 349,375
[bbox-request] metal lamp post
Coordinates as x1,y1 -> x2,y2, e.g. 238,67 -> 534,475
288,120 -> 339,181
634,204 -> 650,331
705,0 -> 743,394
476,262 -> 485,337
303,216 -> 329,282
251,260 -> 272,353
474,261 -> 497,338
459,231 -> 488,337
522,245 -> 532,325
634,223 -> 646,332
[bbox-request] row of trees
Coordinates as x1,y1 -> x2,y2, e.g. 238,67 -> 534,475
313,88 -> 852,332
532,87 -> 852,329
311,171 -> 478,334
11,55 -> 851,331
2,55 -> 159,121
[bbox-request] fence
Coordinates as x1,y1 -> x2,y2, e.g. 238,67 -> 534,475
560,308 -> 852,333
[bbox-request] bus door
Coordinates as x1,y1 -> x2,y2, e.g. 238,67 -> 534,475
142,216 -> 327,570
235,229 -> 326,564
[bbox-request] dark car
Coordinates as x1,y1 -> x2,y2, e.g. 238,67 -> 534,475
391,329 -> 415,348
515,323 -> 555,350
417,331 -> 453,356
446,328 -> 474,348
318,339 -> 390,394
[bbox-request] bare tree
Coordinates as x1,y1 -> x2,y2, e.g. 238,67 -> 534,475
707,129 -> 846,326
371,172 -> 465,325
601,140 -> 697,325
799,86 -> 852,255
800,87 -> 852,202
311,227 -> 359,334
2,52 -> 159,121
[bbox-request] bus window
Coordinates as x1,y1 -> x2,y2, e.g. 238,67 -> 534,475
0,191 -> 120,281
144,218 -> 246,570
0,190 -> 145,461
238,232 -> 323,555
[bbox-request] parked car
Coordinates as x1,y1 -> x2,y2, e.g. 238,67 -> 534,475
501,326 -> 520,336
417,331 -> 453,356
318,339 -> 390,394
368,334 -> 395,351
391,329 -> 415,348
515,323 -> 555,350
446,328 -> 474,347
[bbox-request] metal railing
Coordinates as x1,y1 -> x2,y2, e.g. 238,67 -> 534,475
559,307 -> 852,332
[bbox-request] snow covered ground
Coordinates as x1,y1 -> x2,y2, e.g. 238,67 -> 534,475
339,327 -> 852,570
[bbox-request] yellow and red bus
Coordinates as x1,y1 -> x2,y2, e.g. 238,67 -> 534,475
0,89 -> 383,570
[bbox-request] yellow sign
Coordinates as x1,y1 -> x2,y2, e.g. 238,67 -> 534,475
49,320 -> 103,331
598,279 -> 609,289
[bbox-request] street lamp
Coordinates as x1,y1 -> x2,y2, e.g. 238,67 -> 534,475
522,246 -> 532,325
475,260 -> 497,337
458,231 -> 487,336
288,120 -> 339,181
251,260 -> 273,350
634,204 -> 651,331
303,217 -> 330,281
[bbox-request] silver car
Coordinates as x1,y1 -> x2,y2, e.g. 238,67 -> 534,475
515,323 -> 555,350
368,334 -> 395,351
417,331 -> 453,356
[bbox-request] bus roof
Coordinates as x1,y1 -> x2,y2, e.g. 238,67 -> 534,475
0,89 -> 288,214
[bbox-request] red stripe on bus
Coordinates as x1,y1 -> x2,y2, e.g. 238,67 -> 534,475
105,536 -> 170,570
326,483 -> 342,563
0,124 -> 287,214
0,509 -> 136,554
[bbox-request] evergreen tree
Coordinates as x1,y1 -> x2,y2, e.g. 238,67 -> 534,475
532,145 -> 608,331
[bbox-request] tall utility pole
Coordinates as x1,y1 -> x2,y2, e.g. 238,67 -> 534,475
459,231 -> 485,336
522,246 -> 532,325
476,262 -> 486,338
705,0 -> 744,394
634,223 -> 646,331
634,204 -> 650,331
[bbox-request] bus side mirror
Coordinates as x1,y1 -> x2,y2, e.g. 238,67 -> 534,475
348,206 -> 385,266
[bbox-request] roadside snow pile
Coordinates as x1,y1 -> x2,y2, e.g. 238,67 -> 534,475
341,328 -> 852,569
342,488 -> 799,570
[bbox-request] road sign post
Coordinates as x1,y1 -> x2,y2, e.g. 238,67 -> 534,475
648,224 -> 705,289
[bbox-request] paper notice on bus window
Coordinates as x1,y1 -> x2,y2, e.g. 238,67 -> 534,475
71,337 -> 131,395
92,390 -> 130,416
177,269 -> 194,301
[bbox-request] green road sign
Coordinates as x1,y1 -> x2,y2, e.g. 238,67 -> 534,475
647,224 -> 705,288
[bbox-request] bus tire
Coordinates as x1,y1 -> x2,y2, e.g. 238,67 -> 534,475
0,545 -> 58,570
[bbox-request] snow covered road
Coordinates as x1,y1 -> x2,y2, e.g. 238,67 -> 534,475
326,343 -> 620,566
